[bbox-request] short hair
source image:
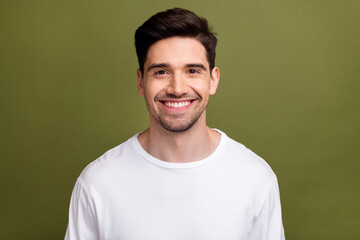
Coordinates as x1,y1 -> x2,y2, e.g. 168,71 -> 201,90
135,8 -> 217,75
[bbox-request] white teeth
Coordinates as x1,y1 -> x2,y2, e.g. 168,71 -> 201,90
164,101 -> 191,108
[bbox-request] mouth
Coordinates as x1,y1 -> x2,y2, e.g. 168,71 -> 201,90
160,100 -> 194,109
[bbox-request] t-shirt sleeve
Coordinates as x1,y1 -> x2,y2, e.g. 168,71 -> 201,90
250,178 -> 286,240
65,178 -> 98,240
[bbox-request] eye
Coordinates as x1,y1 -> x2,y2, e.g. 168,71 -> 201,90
155,70 -> 167,75
188,69 -> 200,74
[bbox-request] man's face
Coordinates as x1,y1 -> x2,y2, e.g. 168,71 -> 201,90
137,37 -> 219,132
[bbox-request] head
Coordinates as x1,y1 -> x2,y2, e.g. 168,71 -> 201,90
135,8 -> 217,76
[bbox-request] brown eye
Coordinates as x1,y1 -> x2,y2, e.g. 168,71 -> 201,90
155,70 -> 166,75
188,69 -> 199,74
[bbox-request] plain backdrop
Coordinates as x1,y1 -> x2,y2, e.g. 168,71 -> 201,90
1,0 -> 359,239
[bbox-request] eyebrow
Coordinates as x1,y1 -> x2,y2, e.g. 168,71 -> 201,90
147,63 -> 169,72
186,64 -> 207,71
146,63 -> 208,72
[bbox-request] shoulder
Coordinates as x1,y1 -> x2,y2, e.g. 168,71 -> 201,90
220,131 -> 277,184
77,134 -> 140,189
221,132 -> 281,209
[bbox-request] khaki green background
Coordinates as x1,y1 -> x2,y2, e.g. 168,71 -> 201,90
1,0 -> 359,239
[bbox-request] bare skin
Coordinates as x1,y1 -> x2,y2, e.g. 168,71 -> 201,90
138,114 -> 220,163
137,37 -> 220,163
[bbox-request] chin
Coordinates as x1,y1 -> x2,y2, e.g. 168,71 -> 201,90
161,123 -> 195,133
157,116 -> 200,133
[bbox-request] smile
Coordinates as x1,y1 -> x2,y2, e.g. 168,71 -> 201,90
162,101 -> 192,108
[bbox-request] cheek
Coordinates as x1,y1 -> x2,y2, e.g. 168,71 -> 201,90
144,81 -> 164,97
191,81 -> 211,95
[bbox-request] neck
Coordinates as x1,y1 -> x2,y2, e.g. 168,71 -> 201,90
138,114 -> 221,163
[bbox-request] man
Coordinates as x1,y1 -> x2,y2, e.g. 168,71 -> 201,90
65,8 -> 285,240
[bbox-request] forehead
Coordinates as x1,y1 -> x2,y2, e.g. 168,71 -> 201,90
145,37 -> 208,69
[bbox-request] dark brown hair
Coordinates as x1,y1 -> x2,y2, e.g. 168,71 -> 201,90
135,8 -> 217,75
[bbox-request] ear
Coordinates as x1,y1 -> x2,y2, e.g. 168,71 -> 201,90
209,67 -> 220,95
137,69 -> 145,96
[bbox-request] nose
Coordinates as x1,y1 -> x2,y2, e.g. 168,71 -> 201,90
167,72 -> 186,96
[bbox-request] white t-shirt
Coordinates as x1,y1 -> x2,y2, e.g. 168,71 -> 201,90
65,130 -> 285,240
